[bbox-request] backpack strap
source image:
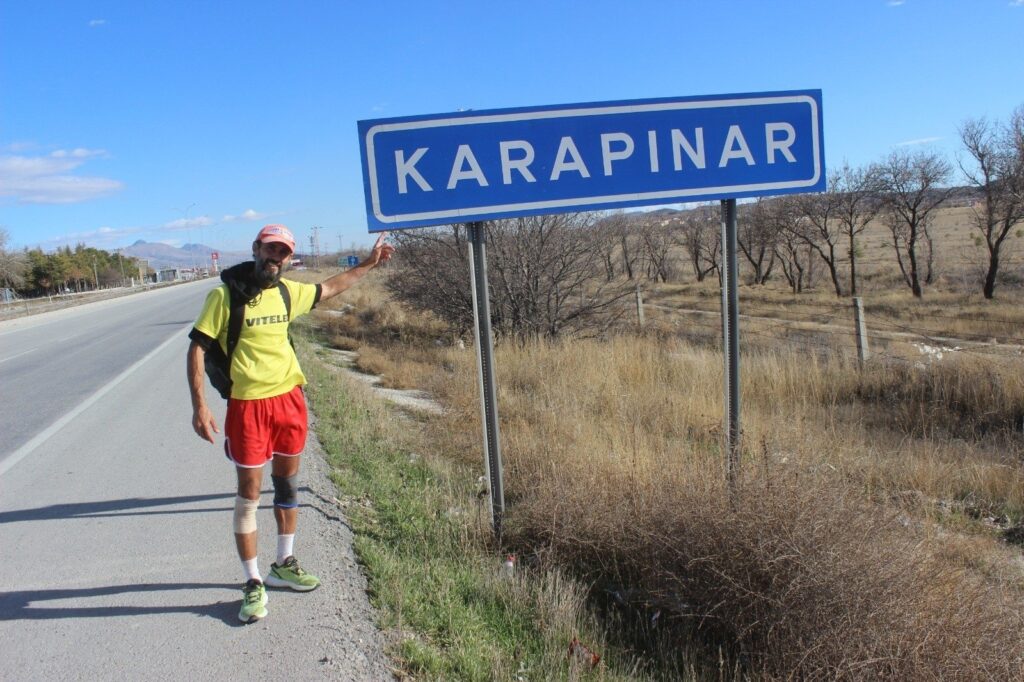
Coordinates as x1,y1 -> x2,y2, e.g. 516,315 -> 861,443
225,288 -> 247,359
277,281 -> 291,319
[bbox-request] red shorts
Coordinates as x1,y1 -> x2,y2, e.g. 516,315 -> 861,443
224,386 -> 308,468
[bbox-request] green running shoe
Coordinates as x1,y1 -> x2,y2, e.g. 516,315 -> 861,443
265,555 -> 320,592
238,579 -> 268,623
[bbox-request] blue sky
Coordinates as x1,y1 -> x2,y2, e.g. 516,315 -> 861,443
2,1 -> 1022,254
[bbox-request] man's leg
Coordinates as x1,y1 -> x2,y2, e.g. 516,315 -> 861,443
264,453 -> 320,591
270,454 -> 299,556
235,465 -> 264,571
235,465 -> 268,623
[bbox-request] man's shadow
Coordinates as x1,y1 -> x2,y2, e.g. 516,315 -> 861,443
0,488 -> 340,524
0,583 -> 244,626
0,488 -> 347,626
0,492 -> 237,524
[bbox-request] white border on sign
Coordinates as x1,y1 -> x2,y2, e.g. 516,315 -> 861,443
364,95 -> 822,224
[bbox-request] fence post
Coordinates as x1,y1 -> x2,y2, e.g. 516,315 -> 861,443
852,297 -> 869,368
635,282 -> 645,329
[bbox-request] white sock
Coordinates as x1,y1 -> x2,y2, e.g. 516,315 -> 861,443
241,557 -> 260,582
277,534 -> 295,564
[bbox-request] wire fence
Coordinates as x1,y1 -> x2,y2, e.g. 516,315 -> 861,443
642,297 -> 1024,369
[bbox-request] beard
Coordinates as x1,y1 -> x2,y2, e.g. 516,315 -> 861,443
253,256 -> 286,288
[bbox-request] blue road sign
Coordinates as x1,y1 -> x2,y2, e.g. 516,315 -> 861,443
347,255 -> 360,267
358,90 -> 824,232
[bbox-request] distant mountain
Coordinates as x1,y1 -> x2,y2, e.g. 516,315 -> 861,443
121,240 -> 250,269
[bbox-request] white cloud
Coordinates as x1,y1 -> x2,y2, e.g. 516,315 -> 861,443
895,136 -> 941,147
89,19 -> 107,27
888,1 -> 905,5
0,148 -> 123,204
221,208 -> 265,223
1011,0 -> 1024,6
38,224 -> 143,247
164,216 -> 214,230
51,148 -> 105,160
5,141 -> 37,153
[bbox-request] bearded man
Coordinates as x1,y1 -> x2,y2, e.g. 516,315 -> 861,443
186,224 -> 393,622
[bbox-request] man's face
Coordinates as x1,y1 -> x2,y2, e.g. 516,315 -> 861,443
252,241 -> 293,287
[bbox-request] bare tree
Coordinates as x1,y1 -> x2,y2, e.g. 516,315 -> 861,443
794,172 -> 846,296
959,106 -> 1024,299
388,214 -> 631,340
832,163 -> 883,296
876,149 -> 953,298
676,204 -> 720,282
738,199 -> 780,285
775,226 -> 810,293
638,217 -> 676,283
0,228 -> 28,290
593,212 -> 628,281
617,220 -> 643,281
389,225 -> 475,332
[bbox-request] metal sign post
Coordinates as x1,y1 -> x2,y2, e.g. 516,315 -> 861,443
720,199 -> 741,486
467,222 -> 505,536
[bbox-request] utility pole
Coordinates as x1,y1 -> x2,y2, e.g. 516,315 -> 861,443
310,226 -> 323,270
117,250 -> 126,286
92,258 -> 99,290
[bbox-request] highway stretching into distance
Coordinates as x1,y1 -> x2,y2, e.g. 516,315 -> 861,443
0,280 -> 388,679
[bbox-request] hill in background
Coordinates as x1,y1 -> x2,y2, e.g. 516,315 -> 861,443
120,240 -> 251,269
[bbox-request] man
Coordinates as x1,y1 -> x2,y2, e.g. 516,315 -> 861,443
187,224 -> 394,623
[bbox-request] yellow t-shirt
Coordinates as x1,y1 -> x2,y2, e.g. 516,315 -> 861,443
192,279 -> 320,400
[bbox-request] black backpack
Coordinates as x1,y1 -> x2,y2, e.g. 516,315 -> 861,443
205,281 -> 291,400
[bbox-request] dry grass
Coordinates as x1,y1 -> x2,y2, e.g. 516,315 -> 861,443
292,267 -> 450,389
422,336 -> 1024,678
294,264 -> 1024,678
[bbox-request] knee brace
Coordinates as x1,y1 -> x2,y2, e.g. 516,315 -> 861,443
233,495 -> 259,534
272,474 -> 299,509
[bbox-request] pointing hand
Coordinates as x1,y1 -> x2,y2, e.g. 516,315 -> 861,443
371,232 -> 395,264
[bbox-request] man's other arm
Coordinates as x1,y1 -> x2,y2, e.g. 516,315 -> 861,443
187,340 -> 220,443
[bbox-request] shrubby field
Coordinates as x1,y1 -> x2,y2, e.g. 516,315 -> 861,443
293,212 -> 1024,678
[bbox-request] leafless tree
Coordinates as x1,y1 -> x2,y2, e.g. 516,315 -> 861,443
738,198 -> 781,285
389,225 -> 475,332
388,214 -> 631,340
0,228 -> 27,290
593,212 -> 628,281
793,172 -> 846,296
959,105 -> 1024,299
875,149 -> 953,298
775,225 -> 811,293
638,217 -> 676,283
832,163 -> 883,296
676,204 -> 720,282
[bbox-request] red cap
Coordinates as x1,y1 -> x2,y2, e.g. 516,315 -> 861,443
255,224 -> 295,252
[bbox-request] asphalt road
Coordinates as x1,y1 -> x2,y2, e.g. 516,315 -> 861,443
0,280 -> 390,680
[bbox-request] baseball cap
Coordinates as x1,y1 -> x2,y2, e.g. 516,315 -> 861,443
255,224 -> 296,252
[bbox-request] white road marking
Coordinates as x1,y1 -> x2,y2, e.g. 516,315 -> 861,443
0,327 -> 189,478
0,348 -> 38,364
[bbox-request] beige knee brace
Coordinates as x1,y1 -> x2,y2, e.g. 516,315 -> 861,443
233,495 -> 259,534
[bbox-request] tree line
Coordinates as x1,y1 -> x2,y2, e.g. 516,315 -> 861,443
387,104 -> 1023,341
0,229 -> 146,296
640,105 -> 1024,301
